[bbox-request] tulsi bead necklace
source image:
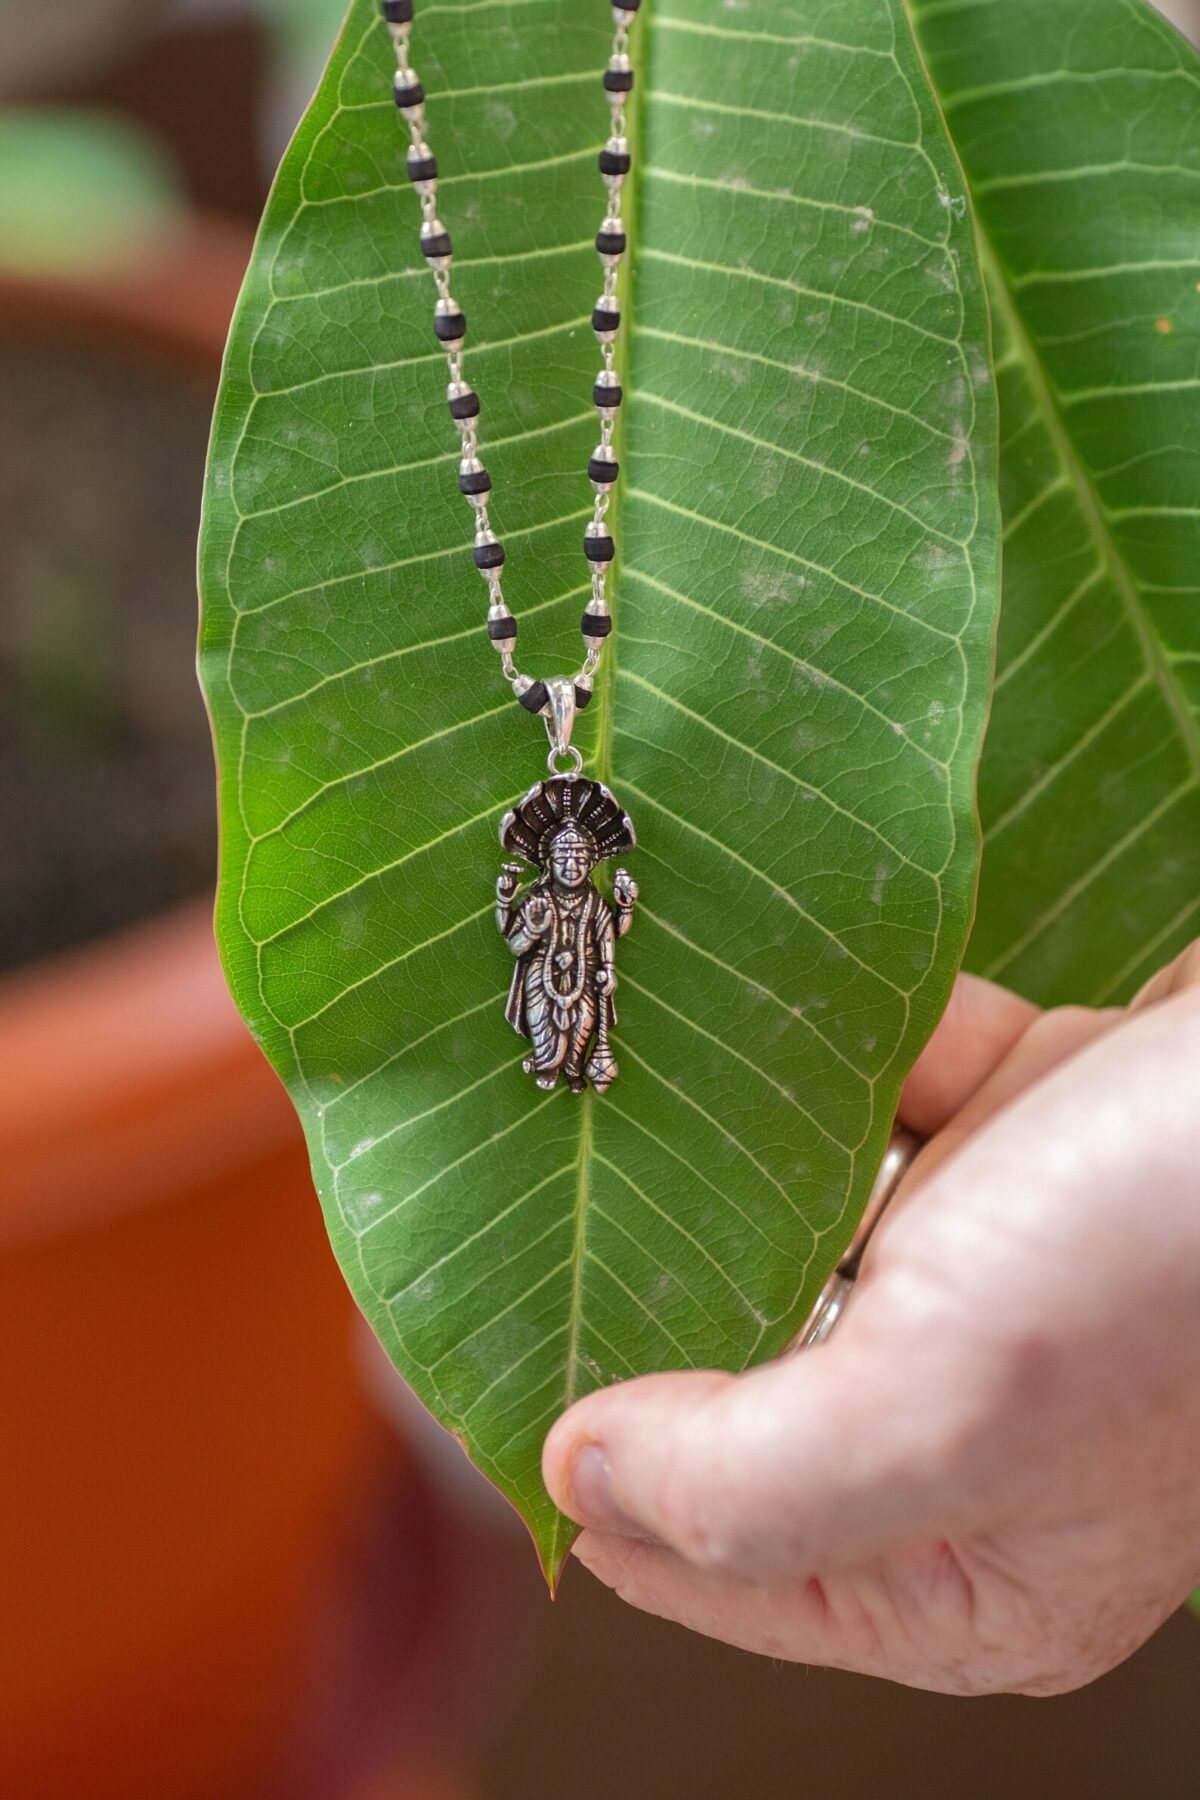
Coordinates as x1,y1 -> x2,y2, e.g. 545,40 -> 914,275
381,0 -> 642,1096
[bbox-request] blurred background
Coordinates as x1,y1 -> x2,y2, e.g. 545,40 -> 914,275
1,2 -> 1198,1796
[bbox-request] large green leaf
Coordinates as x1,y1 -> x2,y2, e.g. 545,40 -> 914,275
910,0 -> 1200,1005
199,0 -> 997,1579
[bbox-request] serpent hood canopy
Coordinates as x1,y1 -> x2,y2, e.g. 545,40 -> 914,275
499,776 -> 636,871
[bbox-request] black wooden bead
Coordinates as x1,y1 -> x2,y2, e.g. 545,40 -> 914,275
382,0 -> 413,20
420,230 -> 452,260
612,0 -> 641,10
393,77 -> 425,109
434,309 -> 466,341
604,68 -> 634,93
448,388 -> 479,421
599,147 -> 632,177
584,531 -> 615,563
487,614 -> 517,640
581,611 -> 613,638
574,685 -> 593,710
473,538 -> 505,569
518,681 -> 549,713
596,226 -> 627,257
593,379 -> 622,409
406,151 -> 437,183
458,466 -> 492,496
592,302 -> 620,335
588,453 -> 618,484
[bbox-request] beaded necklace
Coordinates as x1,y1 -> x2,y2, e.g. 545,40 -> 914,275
382,0 -> 642,1094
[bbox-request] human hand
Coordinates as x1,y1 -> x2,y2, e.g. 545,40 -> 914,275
543,944 -> 1200,1695
595,965 -> 616,998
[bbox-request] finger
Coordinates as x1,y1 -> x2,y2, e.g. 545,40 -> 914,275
889,1002 -> 1120,1201
543,1328 -> 982,1583
571,1531 -> 851,1667
571,1531 -> 1043,1695
898,973 -> 1039,1137
1129,935 -> 1200,1011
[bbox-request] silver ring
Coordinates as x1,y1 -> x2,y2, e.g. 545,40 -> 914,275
792,1127 -> 923,1351
547,744 -> 584,776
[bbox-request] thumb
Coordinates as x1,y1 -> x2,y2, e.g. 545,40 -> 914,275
542,1322 -> 982,1582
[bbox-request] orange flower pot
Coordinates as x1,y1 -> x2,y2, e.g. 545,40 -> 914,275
0,903 -> 389,1796
0,237 -> 489,1799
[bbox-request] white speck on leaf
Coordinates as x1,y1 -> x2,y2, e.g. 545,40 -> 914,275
484,102 -> 517,140
343,1190 -> 384,1234
716,356 -> 750,387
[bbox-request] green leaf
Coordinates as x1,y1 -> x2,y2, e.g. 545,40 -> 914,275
199,0 -> 998,1580
910,0 -> 1200,1005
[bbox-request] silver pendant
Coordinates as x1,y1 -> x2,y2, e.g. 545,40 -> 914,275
496,773 -> 637,1093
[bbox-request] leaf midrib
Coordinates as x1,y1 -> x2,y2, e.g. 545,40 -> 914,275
563,1091 -> 593,1414
543,12 -> 644,1575
979,234 -> 1200,781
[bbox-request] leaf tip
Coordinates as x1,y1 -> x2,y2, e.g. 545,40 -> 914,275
534,1512 -> 580,1598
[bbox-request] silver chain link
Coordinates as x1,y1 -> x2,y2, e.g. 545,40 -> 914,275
385,2 -> 637,717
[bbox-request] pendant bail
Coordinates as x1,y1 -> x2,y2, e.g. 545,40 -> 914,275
543,676 -> 582,775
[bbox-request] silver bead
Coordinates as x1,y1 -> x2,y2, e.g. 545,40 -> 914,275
420,217 -> 451,271
602,136 -> 629,193
487,594 -> 515,652
512,674 -> 544,708
435,293 -> 465,350
607,52 -> 632,80
593,293 -> 619,343
581,598 -> 611,652
460,454 -> 490,508
598,215 -> 625,269
594,367 -> 620,418
475,525 -> 501,575
589,443 -> 617,492
393,68 -> 424,123
407,141 -> 437,198
585,518 -> 613,549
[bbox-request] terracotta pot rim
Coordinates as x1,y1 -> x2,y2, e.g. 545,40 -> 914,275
0,897 -> 301,1244
0,210 -> 252,372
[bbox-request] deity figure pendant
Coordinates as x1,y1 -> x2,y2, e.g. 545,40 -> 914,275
495,774 -> 637,1093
